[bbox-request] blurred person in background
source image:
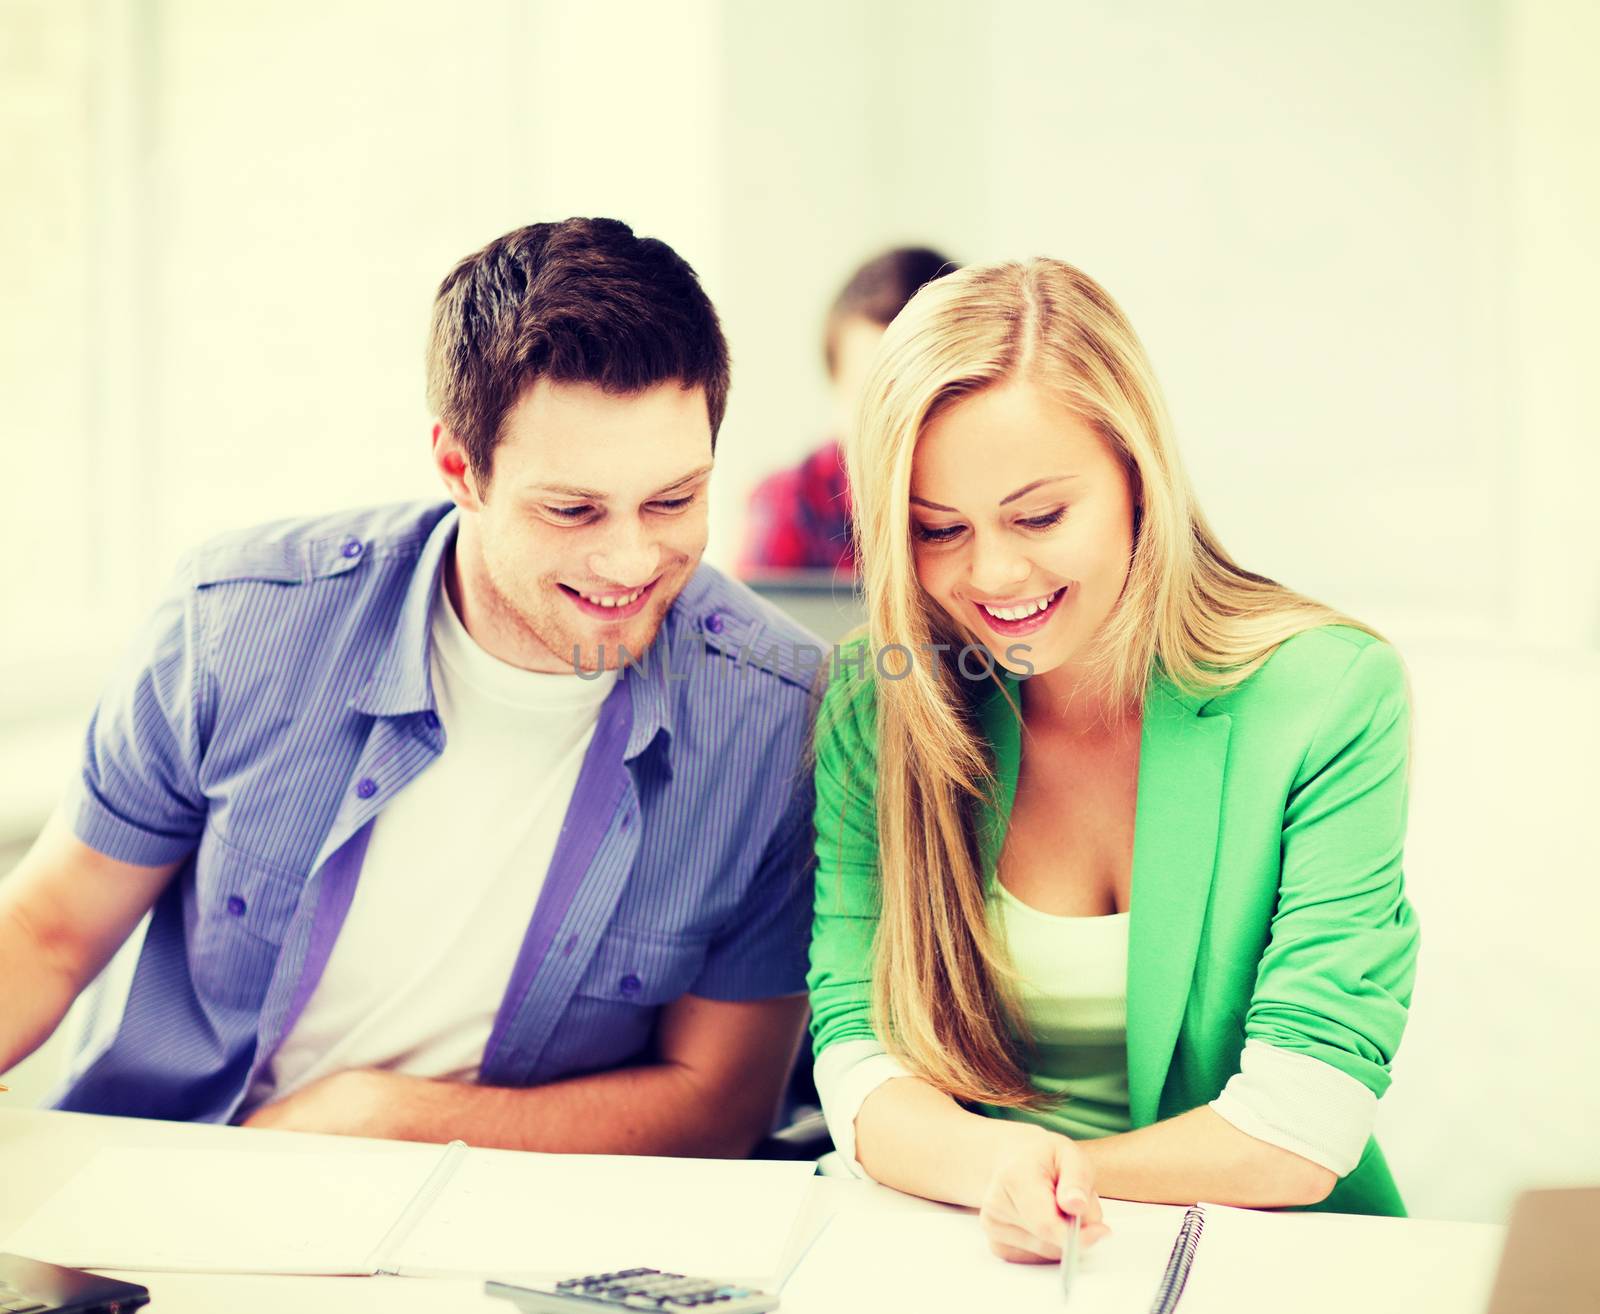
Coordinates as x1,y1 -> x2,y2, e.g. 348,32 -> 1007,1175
0,218 -> 818,1156
738,245 -> 957,578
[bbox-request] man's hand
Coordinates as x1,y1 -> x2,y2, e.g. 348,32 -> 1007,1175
242,1069 -> 411,1139
977,1124 -> 1111,1264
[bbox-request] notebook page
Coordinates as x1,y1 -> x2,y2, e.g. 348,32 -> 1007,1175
2,1143 -> 443,1275
393,1146 -> 817,1283
1178,1203 -> 1506,1314
781,1197 -> 1191,1313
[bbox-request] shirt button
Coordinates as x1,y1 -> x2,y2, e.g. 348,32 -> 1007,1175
619,974 -> 642,997
704,611 -> 725,634
226,895 -> 247,917
341,538 -> 363,559
355,776 -> 378,799
423,711 -> 440,731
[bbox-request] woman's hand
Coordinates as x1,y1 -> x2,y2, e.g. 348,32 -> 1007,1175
977,1124 -> 1111,1263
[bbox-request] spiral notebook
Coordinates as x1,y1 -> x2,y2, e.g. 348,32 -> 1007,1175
1149,1205 -> 1206,1311
2,1139 -> 818,1284
782,1196 -> 1505,1313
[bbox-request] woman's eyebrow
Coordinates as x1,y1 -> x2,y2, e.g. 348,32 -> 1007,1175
999,474 -> 1078,506
911,474 -> 1079,514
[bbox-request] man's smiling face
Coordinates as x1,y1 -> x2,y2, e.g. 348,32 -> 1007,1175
441,377 -> 714,673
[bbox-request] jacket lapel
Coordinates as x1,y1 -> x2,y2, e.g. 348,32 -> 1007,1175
1126,677 -> 1231,1127
974,670 -> 1231,1127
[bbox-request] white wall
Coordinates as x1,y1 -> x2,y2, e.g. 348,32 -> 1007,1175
1374,638 -> 1600,1222
1506,0 -> 1600,647
975,1 -> 1511,637
8,0 -> 1592,662
713,0 -> 1522,637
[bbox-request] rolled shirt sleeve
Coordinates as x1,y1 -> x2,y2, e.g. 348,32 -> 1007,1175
1209,1039 -> 1379,1175
68,557 -> 210,867
814,1036 -> 912,1179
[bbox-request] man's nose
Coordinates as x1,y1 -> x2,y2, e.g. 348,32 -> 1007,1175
588,518 -> 661,588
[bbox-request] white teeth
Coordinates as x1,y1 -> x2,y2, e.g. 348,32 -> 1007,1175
980,590 -> 1060,622
581,586 -> 645,608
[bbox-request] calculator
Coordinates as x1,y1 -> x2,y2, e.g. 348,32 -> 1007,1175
485,1268 -> 779,1313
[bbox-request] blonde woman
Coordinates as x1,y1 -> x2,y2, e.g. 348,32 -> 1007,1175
807,259 -> 1419,1263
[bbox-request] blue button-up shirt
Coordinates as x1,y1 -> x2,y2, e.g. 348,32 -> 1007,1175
56,501 -> 822,1122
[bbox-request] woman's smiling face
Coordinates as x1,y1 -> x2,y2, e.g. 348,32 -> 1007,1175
909,377 -> 1137,678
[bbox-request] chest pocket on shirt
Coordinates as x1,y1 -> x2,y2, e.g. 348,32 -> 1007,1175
191,836 -> 309,1012
577,928 -> 707,1005
540,929 -> 708,1081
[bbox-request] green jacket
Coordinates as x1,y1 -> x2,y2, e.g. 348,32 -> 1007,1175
807,625 -> 1419,1216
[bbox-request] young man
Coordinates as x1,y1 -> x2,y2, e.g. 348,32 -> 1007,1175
0,218 -> 819,1157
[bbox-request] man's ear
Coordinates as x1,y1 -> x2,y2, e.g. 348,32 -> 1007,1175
431,422 -> 483,509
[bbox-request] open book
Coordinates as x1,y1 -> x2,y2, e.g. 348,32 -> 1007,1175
783,1196 -> 1504,1313
3,1139 -> 817,1285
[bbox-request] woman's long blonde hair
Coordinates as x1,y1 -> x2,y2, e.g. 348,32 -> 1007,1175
841,258 -> 1370,1108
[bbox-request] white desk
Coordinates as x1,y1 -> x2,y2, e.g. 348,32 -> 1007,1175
1,1109 -> 1504,1313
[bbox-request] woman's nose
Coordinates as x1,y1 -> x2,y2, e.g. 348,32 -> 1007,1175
966,530 -> 1031,597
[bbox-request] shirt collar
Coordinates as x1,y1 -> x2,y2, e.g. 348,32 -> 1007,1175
351,504 -> 685,772
348,505 -> 458,719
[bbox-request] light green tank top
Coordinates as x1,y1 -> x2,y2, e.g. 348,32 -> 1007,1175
980,884 -> 1133,1139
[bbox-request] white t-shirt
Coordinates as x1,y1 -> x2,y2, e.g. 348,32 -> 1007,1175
252,578 -> 617,1107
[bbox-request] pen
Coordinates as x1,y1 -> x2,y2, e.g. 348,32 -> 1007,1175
1059,1208 -> 1081,1301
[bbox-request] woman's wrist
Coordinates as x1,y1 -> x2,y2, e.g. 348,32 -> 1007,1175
854,1079 -> 1044,1204
928,1112 -> 1066,1207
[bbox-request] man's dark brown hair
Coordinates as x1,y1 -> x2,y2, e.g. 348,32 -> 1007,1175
823,245 -> 958,376
426,217 -> 730,486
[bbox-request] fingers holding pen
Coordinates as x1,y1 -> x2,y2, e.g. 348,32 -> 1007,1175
977,1126 -> 1110,1264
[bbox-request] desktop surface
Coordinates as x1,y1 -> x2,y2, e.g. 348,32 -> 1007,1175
0,1108 -> 1510,1314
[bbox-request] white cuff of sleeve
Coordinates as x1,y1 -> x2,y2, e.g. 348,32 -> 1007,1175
813,1037 -> 914,1181
1208,1038 -> 1379,1176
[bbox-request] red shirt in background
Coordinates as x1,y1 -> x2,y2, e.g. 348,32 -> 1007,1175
737,440 -> 854,576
